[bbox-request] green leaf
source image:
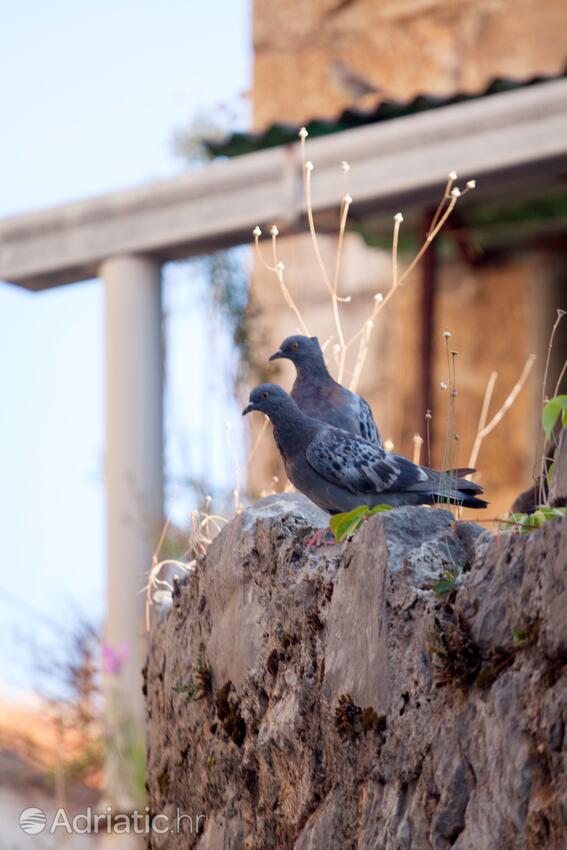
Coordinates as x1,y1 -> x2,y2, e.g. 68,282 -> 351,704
512,627 -> 528,647
506,505 -> 564,534
329,505 -> 370,542
546,461 -> 555,488
531,510 -> 546,528
506,512 -> 527,526
432,571 -> 457,596
329,503 -> 395,542
537,505 -> 565,521
172,681 -> 195,700
542,395 -> 567,439
368,504 -> 394,515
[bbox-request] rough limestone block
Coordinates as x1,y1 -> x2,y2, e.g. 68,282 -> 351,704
145,493 -> 567,850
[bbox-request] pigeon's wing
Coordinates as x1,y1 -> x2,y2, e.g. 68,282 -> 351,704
305,427 -> 426,494
356,396 -> 382,445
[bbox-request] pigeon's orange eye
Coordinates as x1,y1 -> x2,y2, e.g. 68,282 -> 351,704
291,342 -> 299,350
261,391 -> 269,399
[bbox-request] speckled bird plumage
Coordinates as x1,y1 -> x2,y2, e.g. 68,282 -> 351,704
269,335 -> 382,445
243,384 -> 487,515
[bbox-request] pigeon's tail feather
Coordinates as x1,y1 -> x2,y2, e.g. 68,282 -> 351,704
435,470 -> 487,509
409,469 -> 487,509
444,466 -> 477,478
435,490 -> 488,509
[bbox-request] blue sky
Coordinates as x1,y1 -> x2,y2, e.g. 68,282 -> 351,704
0,0 -> 251,692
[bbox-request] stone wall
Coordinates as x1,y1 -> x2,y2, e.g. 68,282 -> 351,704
253,0 -> 567,131
145,490 -> 567,849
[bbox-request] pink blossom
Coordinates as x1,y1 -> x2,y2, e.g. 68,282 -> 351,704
101,642 -> 130,676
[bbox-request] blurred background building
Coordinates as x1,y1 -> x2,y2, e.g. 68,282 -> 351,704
234,0 -> 567,517
0,0 -> 566,838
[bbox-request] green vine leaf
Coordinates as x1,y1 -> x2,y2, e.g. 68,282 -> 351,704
432,571 -> 457,596
512,627 -> 528,647
329,504 -> 393,542
172,681 -> 196,700
542,395 -> 567,439
368,504 -> 394,516
329,506 -> 369,542
506,506 -> 564,534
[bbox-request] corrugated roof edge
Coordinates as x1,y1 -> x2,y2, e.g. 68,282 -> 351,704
205,69 -> 567,159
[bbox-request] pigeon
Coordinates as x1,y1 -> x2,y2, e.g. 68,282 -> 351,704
270,335 -> 382,446
243,384 -> 487,515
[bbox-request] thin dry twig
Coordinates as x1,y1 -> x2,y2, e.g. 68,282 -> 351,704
276,264 -> 311,336
225,421 -> 244,513
300,131 -> 350,381
249,415 -> 270,462
345,182 -> 466,355
397,193 -> 459,289
145,499 -> 231,631
425,409 -> 432,467
537,309 -> 565,502
248,135 -> 477,498
254,227 -> 310,336
145,494 -> 176,630
413,434 -> 424,465
349,320 -> 373,393
254,148 -> 473,391
392,212 -> 403,288
439,335 -> 460,510
541,310 -> 565,409
427,172 -> 457,236
553,356 -> 567,399
468,355 -> 536,471
475,371 -> 498,442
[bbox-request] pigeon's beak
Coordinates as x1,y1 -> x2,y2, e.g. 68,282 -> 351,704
269,349 -> 284,361
242,403 -> 256,416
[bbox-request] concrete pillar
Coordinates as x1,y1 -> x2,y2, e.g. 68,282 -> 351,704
100,254 -> 163,808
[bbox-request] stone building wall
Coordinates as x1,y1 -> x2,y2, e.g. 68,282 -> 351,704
253,0 -> 567,131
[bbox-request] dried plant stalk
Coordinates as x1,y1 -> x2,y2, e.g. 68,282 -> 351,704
300,135 -> 350,382
254,142 -> 472,389
536,309 -> 565,502
249,415 -> 270,462
349,320 -> 373,393
413,434 -> 424,465
254,228 -> 310,335
553,356 -> 567,399
248,130 -> 478,499
344,186 -> 463,355
468,355 -> 536,471
439,339 -> 459,509
540,310 -> 565,409
145,501 -> 228,630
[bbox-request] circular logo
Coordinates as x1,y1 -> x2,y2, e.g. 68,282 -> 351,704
20,808 -> 47,834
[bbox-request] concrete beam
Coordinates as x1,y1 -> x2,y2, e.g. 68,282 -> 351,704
2,78 -> 567,291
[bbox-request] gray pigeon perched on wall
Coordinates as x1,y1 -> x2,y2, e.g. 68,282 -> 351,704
243,384 -> 487,514
270,335 -> 382,446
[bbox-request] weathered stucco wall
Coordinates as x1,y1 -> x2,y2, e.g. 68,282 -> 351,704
145,487 -> 567,849
253,0 -> 567,130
